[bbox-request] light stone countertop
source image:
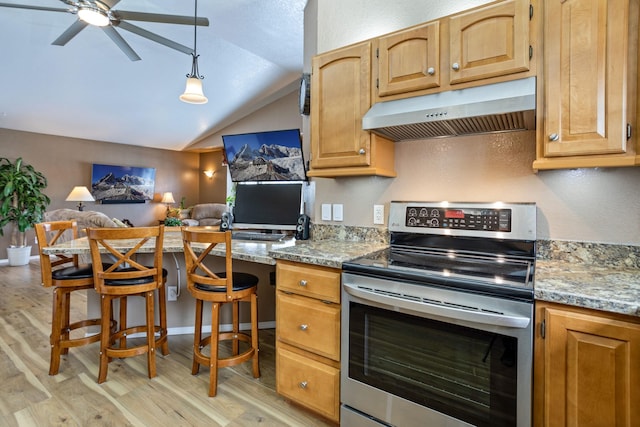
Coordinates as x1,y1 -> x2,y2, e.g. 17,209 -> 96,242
534,260 -> 640,317
42,231 -> 387,268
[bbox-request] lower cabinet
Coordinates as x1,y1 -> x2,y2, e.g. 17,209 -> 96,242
534,301 -> 640,427
275,260 -> 342,423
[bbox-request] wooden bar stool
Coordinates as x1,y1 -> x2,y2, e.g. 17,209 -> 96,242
35,220 -> 105,375
182,228 -> 260,397
87,225 -> 169,384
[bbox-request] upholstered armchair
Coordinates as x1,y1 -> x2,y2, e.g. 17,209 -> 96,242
180,203 -> 227,227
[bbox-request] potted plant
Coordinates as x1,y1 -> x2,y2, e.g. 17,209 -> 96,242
0,157 -> 51,266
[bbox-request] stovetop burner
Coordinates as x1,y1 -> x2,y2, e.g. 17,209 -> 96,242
343,201 -> 537,301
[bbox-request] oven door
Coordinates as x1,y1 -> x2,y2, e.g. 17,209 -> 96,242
341,272 -> 533,427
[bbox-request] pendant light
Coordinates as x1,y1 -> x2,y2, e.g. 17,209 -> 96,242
180,0 -> 208,104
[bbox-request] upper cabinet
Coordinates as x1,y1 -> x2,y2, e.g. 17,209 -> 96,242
308,41 -> 396,178
375,21 -> 441,98
533,0 -> 640,170
373,0 -> 536,103
448,0 -> 531,84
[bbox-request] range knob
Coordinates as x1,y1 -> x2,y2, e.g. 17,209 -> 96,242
429,218 -> 439,227
408,217 -> 417,226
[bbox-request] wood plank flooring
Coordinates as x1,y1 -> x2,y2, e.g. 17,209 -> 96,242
0,260 -> 335,426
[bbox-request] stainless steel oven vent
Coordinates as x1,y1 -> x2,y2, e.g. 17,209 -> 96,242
363,77 -> 536,141
370,111 -> 535,141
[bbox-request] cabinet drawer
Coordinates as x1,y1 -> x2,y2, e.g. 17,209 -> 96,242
276,260 -> 341,303
276,347 -> 340,423
276,292 -> 340,361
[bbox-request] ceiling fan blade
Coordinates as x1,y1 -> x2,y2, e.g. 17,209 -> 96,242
52,20 -> 88,46
118,21 -> 193,55
102,26 -> 141,61
115,10 -> 209,26
0,2 -> 71,13
100,0 -> 121,8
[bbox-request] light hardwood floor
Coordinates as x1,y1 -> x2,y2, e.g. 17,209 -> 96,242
0,260 -> 335,427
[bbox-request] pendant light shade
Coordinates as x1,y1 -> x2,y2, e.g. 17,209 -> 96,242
180,0 -> 207,104
180,75 -> 208,104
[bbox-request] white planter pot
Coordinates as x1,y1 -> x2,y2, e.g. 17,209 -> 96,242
7,246 -> 32,266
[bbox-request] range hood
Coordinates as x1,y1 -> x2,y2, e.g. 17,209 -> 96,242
362,77 -> 536,141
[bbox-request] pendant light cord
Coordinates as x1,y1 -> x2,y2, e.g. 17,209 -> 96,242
186,0 -> 203,79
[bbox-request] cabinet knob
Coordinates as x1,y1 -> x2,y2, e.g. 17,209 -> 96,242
452,62 -> 460,71
359,148 -> 366,155
299,381 -> 308,389
427,67 -> 435,75
299,324 -> 309,331
299,279 -> 307,287
548,133 -> 559,141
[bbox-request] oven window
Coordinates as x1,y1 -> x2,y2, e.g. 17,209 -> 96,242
348,302 -> 517,427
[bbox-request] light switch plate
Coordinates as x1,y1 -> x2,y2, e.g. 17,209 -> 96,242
321,204 -> 332,221
332,204 -> 344,221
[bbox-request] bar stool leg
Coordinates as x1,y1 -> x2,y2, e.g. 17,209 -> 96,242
145,290 -> 157,379
208,302 -> 220,397
192,299 -> 204,375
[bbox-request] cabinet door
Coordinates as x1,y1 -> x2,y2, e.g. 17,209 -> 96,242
542,307 -> 640,427
542,0 -> 629,157
449,0 -> 530,84
310,41 -> 372,169
377,21 -> 440,97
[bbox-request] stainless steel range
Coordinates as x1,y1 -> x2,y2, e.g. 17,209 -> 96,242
341,201 -> 536,427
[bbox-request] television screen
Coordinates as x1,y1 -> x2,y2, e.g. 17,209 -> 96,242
232,183 -> 302,231
222,128 -> 306,182
91,163 -> 156,203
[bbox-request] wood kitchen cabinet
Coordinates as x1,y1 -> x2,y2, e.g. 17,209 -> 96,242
308,41 -> 396,178
373,0 -> 536,102
448,0 -> 531,85
534,301 -> 640,427
375,21 -> 441,98
275,260 -> 342,423
533,0 -> 640,170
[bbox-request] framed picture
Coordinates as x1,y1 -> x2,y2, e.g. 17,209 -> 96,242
91,163 -> 156,204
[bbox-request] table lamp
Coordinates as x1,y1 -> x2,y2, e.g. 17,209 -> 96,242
161,192 -> 176,216
66,186 -> 95,211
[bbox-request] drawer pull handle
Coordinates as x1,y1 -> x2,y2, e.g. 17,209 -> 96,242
299,381 -> 308,389
299,279 -> 307,287
427,67 -> 435,75
549,133 -> 559,141
452,62 -> 460,71
299,324 -> 309,331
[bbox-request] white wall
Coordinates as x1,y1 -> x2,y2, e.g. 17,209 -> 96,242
305,0 -> 640,245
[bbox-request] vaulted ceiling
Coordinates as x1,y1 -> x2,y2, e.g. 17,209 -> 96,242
0,0 -> 306,151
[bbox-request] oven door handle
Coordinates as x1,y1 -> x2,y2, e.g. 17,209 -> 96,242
344,283 -> 531,329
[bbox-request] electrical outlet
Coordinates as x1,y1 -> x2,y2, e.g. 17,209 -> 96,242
373,204 -> 385,225
167,286 -> 178,301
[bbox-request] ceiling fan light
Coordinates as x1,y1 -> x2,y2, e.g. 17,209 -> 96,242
180,77 -> 208,104
78,7 -> 110,27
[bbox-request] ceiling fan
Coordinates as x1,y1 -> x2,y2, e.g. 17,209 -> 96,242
0,0 -> 209,61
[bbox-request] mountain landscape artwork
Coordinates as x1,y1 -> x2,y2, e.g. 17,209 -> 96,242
222,129 -> 307,182
91,164 -> 156,202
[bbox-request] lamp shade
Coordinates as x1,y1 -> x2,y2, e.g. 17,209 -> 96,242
66,186 -> 95,202
161,192 -> 176,204
179,77 -> 208,104
66,186 -> 94,211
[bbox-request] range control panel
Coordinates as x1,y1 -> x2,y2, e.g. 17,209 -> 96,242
405,206 -> 512,232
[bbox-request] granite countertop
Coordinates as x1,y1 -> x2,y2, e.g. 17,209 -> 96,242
535,260 -> 640,317
268,239 -> 388,269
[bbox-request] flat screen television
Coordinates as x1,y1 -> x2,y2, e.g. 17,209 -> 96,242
91,163 -> 156,203
222,128 -> 306,182
232,183 -> 303,231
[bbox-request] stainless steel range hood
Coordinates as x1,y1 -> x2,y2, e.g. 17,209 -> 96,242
362,77 -> 536,141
